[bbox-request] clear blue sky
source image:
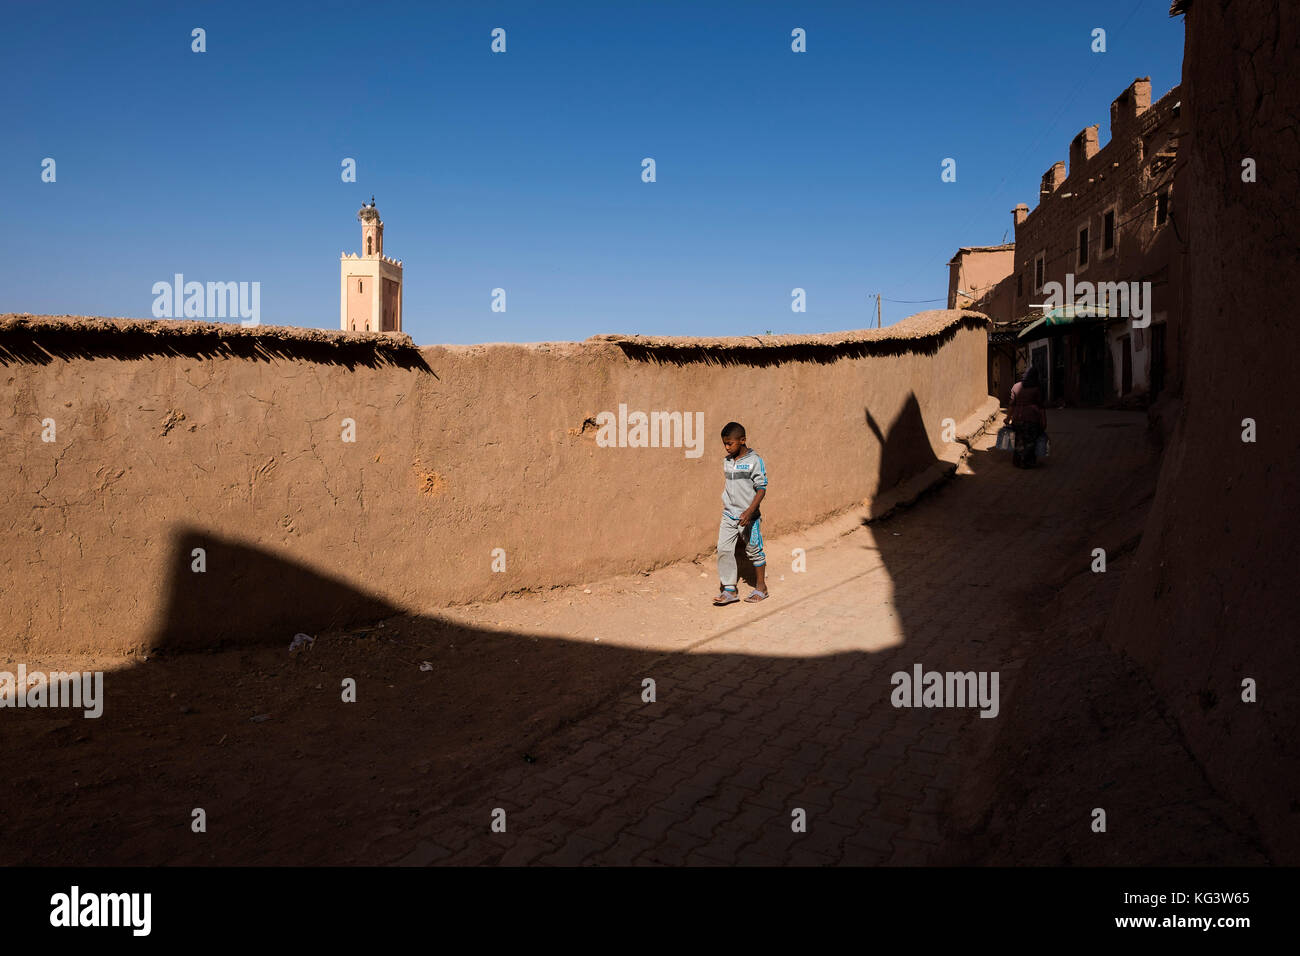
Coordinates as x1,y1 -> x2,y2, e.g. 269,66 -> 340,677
2,0 -> 1184,345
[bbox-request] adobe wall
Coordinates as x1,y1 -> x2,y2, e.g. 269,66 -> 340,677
1,310 -> 992,657
1102,0 -> 1300,861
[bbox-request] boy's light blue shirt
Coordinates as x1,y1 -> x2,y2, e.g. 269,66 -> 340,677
722,449 -> 768,519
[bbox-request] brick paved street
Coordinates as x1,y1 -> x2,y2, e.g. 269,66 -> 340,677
368,408 -> 1194,865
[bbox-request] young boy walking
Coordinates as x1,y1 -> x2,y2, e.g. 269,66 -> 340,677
713,421 -> 769,605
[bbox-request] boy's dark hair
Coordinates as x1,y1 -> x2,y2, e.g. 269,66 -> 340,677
721,421 -> 745,439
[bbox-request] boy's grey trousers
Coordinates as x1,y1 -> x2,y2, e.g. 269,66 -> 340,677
717,513 -> 766,588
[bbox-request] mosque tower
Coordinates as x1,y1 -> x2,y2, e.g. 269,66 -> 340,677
340,197 -> 403,332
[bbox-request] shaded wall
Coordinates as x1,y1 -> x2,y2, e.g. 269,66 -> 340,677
2,311 -> 991,656
1103,0 -> 1300,861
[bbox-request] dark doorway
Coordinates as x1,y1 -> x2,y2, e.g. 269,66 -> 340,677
1051,338 -> 1067,402
1121,335 -> 1133,395
1150,323 -> 1166,399
1031,345 -> 1048,394
1081,327 -> 1106,405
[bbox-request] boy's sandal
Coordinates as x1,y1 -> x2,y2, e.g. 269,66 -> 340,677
713,590 -> 739,606
744,590 -> 768,603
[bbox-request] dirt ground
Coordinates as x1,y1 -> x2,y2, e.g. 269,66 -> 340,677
0,409 -> 1268,865
1,609 -> 670,865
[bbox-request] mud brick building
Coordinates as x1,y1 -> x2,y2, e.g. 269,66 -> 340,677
946,244 -> 1018,403
947,244 -> 1016,314
1010,77 -> 1184,406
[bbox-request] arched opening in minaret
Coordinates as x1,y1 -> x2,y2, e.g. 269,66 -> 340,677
366,237 -> 373,255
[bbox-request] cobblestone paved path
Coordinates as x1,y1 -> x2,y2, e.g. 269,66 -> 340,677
388,409 -> 1157,865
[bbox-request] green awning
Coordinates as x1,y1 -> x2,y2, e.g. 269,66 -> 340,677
1018,304 -> 1113,339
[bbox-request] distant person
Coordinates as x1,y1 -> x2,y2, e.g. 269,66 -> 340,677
1006,365 -> 1048,467
713,422 -> 769,605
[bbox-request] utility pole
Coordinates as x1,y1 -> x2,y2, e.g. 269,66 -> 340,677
876,293 -> 882,329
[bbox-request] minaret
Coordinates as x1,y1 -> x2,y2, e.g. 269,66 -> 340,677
340,197 -> 403,332
360,198 -> 383,257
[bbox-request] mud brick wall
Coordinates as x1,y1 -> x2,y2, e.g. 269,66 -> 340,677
1103,0 -> 1300,862
2,310 -> 991,657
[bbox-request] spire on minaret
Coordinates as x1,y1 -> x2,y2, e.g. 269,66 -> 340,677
357,198 -> 383,257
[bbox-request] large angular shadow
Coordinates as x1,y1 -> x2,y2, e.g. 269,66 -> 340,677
859,399 -> 1265,865
2,526 -> 681,865
864,392 -> 940,494
0,404 -> 1264,867
149,528 -> 403,652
